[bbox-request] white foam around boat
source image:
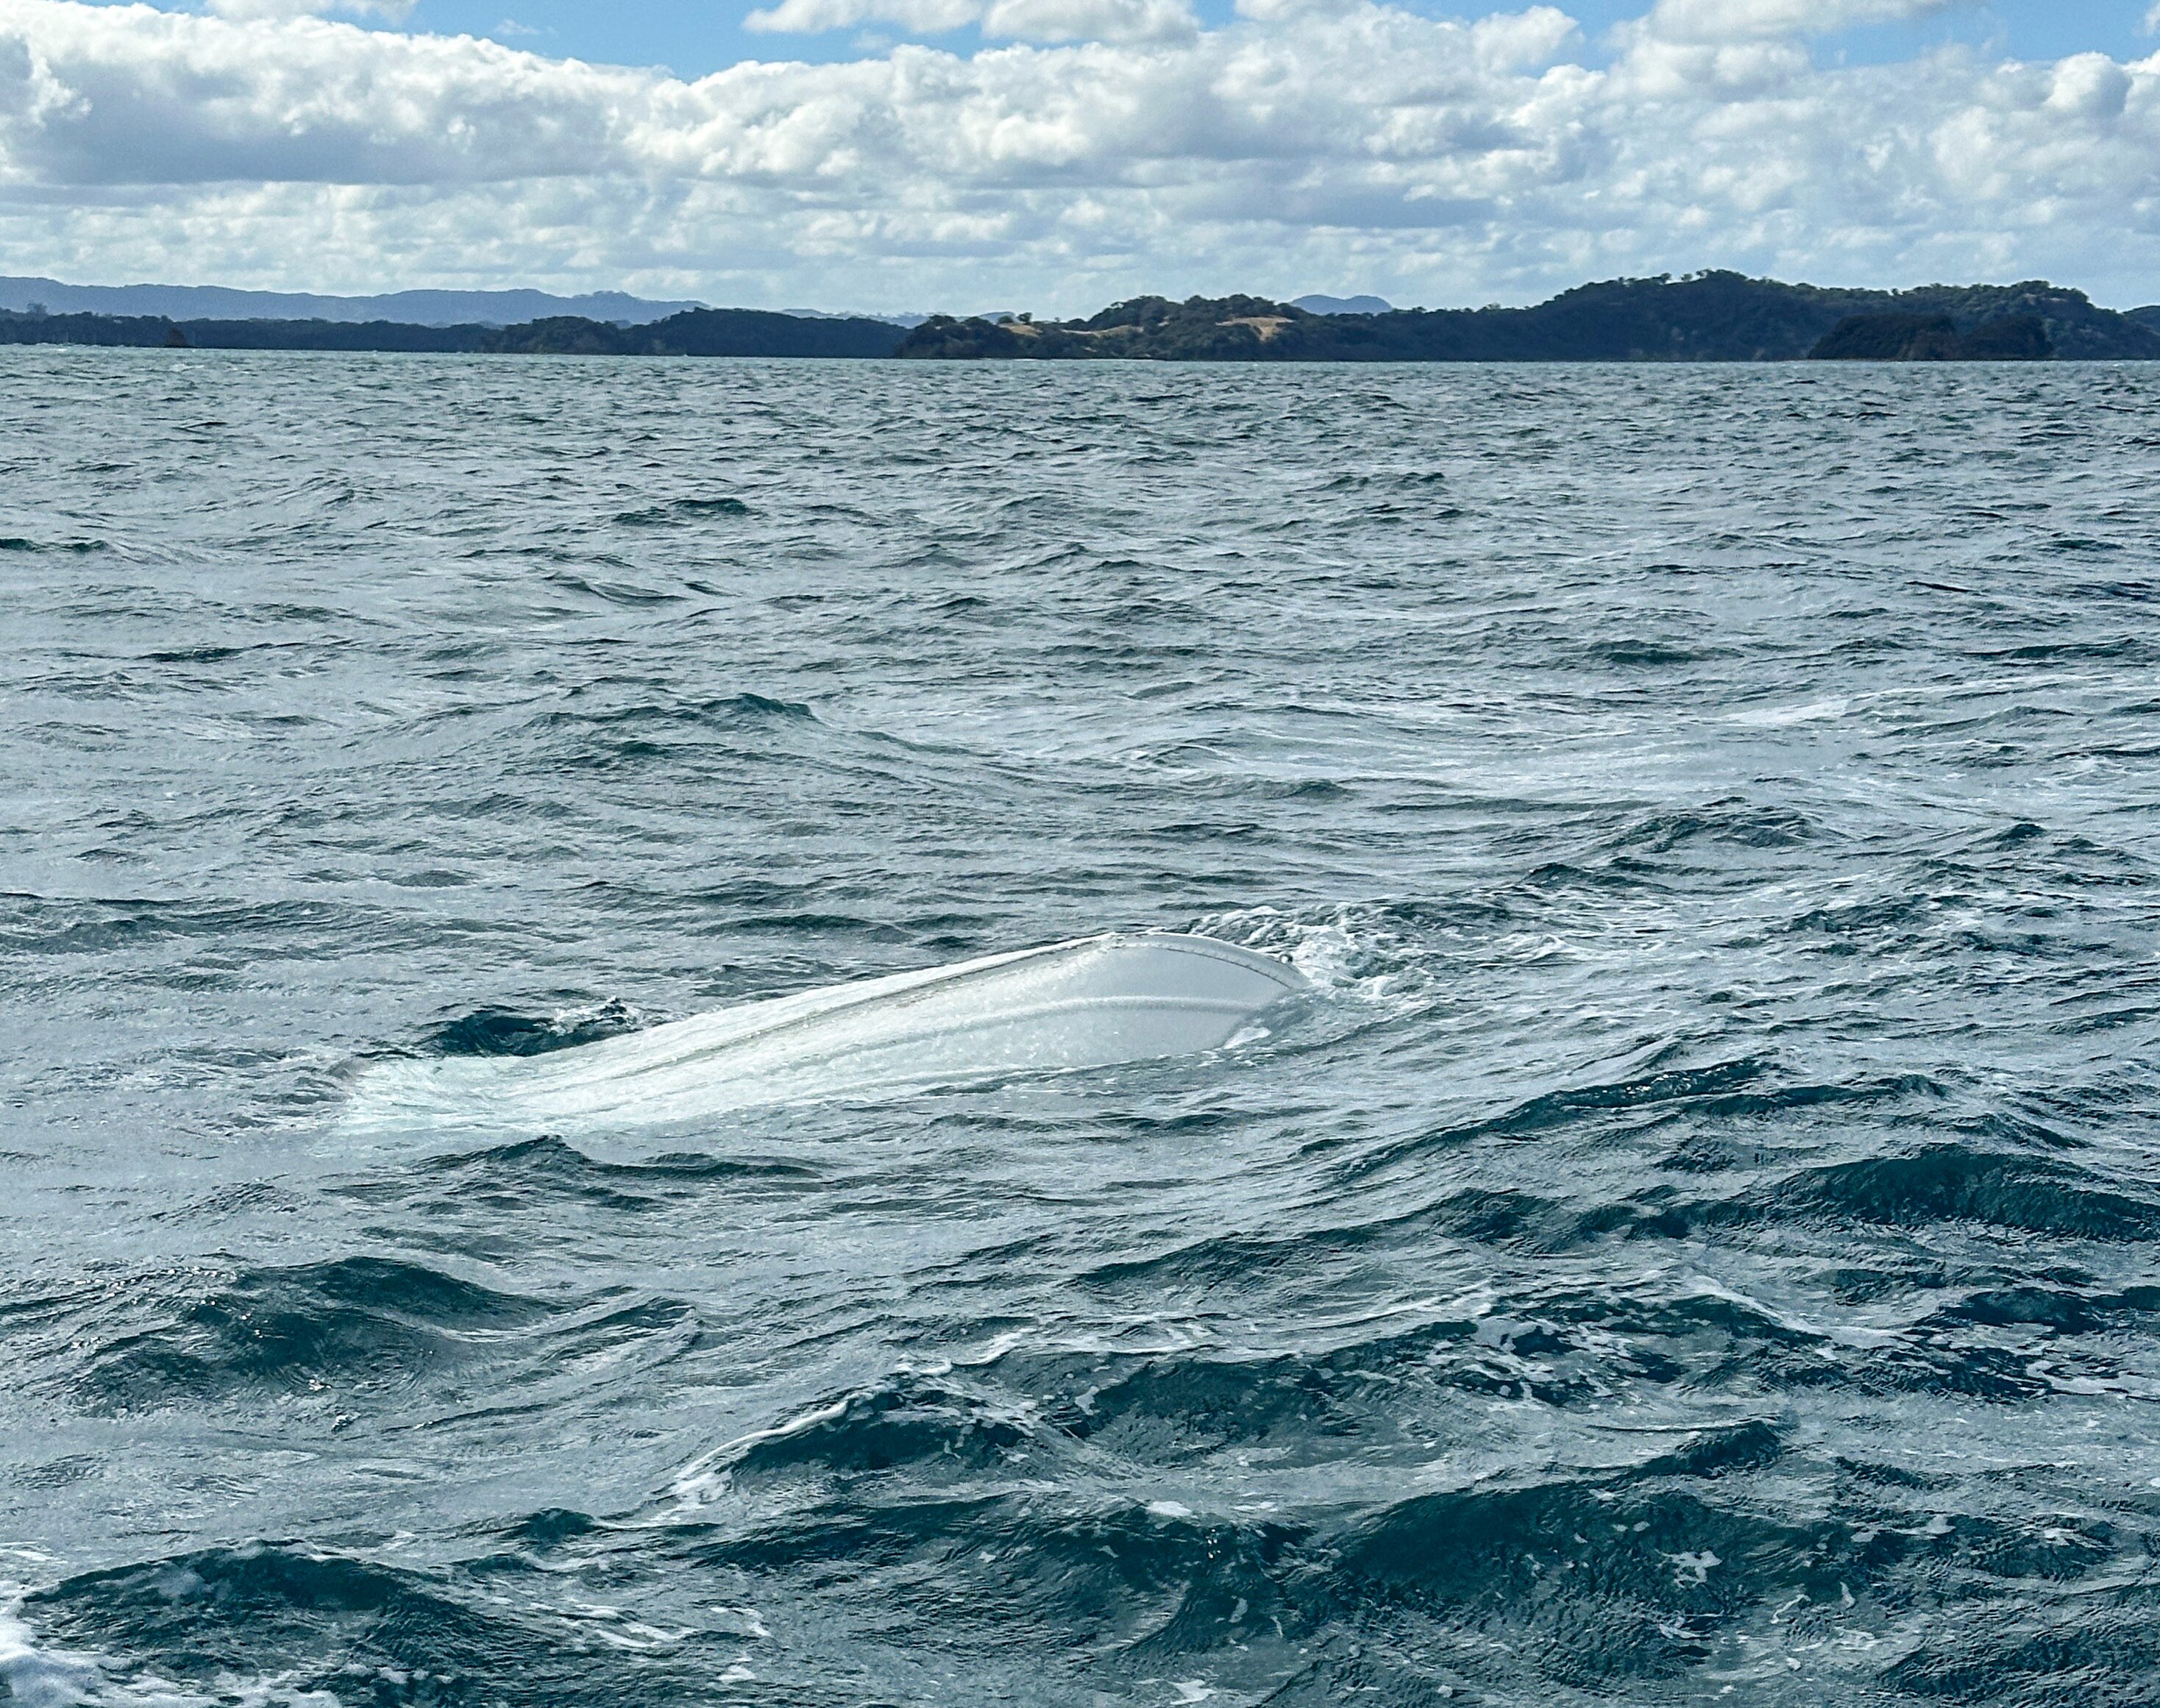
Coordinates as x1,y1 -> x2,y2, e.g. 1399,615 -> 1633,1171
348,932 -> 1304,1129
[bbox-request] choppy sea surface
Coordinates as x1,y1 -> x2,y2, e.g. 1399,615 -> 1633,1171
5,348 -> 2160,1707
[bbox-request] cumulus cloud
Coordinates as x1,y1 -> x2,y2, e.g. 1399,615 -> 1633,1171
1641,0 -> 1945,43
0,0 -> 2156,311
206,0 -> 412,20
747,0 -> 1197,43
746,0 -> 976,34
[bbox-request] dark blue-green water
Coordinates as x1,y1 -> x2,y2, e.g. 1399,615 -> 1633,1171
5,349 -> 2160,1707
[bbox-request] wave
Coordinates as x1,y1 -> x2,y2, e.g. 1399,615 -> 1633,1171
69,1256 -> 697,1420
74,1255 -> 561,1412
16,1546 -> 599,1707
1741,1144 -> 2160,1241
24,1298 -> 2156,1704
424,999 -> 645,1058
613,496 -> 751,524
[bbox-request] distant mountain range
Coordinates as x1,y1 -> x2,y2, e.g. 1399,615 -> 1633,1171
5,273 -> 2156,361
0,274 -> 1377,327
0,277 -> 720,327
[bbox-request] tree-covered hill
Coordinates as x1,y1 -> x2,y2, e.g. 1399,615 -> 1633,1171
897,273 -> 2160,362
0,305 -> 907,357
482,308 -> 906,357
1810,312 -> 2053,361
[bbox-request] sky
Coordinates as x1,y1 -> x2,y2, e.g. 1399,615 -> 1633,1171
1,0 -> 2157,313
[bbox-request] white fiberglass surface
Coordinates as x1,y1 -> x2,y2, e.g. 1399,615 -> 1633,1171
347,933 -> 1304,1131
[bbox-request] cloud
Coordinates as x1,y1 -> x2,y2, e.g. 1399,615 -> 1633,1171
745,0 -> 1197,44
980,0 -> 1197,44
1641,0 -> 1946,43
747,0 -> 976,34
0,0 -> 2157,312
205,0 -> 413,20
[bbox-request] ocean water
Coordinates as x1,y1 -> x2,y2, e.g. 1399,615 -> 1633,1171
4,347 -> 2160,1707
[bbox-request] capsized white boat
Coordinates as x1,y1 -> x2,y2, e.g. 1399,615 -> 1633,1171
347,932 -> 1304,1129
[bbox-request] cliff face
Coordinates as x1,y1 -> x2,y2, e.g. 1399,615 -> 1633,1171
895,274 -> 2160,363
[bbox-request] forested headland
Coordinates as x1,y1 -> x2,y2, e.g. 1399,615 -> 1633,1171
894,275 -> 2160,362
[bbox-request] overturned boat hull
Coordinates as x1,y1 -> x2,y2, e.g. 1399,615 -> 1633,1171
349,932 -> 1304,1129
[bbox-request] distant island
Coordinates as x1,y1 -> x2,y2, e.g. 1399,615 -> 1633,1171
0,305 -> 908,358
4,273 -> 2157,362
0,275 -> 711,328
895,276 -> 2160,362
